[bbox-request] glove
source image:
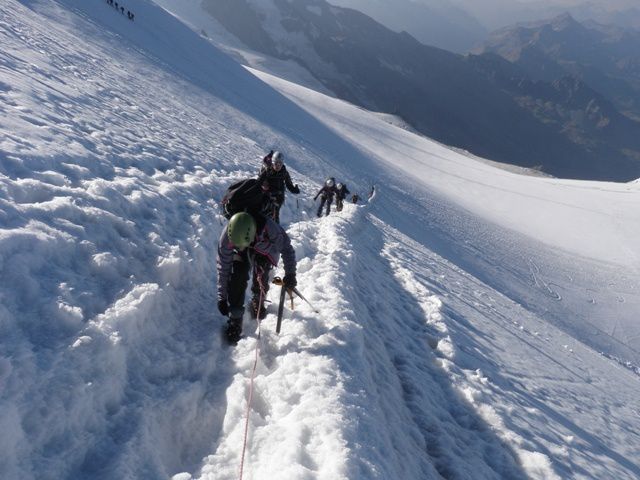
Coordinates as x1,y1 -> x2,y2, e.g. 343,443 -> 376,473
218,299 -> 229,316
283,273 -> 297,289
291,184 -> 300,194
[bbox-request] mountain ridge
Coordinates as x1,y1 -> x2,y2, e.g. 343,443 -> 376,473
199,0 -> 640,181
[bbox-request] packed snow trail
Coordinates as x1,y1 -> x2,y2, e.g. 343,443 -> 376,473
193,203 -> 526,480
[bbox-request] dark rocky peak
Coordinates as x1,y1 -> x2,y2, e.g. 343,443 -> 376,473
548,12 -> 582,32
534,13 -> 597,49
482,13 -> 596,53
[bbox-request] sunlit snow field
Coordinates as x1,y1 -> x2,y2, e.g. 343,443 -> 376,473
1,1 -> 640,479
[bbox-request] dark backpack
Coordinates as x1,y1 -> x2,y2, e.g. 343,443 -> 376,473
221,178 -> 265,219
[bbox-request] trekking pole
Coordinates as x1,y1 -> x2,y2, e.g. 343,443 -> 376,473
272,277 -> 320,314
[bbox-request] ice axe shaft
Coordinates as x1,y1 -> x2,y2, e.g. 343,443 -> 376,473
276,285 -> 286,334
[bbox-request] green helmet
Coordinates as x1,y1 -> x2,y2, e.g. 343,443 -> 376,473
228,212 -> 257,249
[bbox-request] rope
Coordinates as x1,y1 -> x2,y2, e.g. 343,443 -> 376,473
238,264 -> 267,480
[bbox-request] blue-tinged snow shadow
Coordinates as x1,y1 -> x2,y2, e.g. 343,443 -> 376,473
368,179 -> 640,370
1,143 -> 235,479
376,206 -> 640,479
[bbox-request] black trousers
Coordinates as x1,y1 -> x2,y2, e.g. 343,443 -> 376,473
317,195 -> 333,217
272,193 -> 284,223
264,193 -> 284,224
227,250 -> 271,318
271,202 -> 282,224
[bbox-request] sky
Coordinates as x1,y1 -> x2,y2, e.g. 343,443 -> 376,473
320,0 -> 640,53
1,0 -> 640,479
450,0 -> 640,28
333,0 -> 640,33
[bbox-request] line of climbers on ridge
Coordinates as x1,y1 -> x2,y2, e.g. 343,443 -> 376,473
216,149 -> 359,343
106,0 -> 135,20
313,177 -> 353,217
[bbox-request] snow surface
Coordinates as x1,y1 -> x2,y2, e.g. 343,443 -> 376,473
152,0 -> 335,97
1,0 -> 640,479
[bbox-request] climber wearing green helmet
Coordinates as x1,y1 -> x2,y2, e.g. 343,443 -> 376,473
217,211 -> 297,344
227,211 -> 257,249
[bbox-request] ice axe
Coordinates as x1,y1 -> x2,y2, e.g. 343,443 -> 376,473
272,277 -> 320,334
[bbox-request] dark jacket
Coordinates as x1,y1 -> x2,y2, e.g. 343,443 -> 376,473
258,165 -> 299,201
217,215 -> 296,301
314,185 -> 336,200
335,184 -> 350,200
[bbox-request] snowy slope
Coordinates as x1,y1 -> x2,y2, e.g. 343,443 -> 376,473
250,68 -> 640,367
152,0 -> 335,97
1,1 -> 640,480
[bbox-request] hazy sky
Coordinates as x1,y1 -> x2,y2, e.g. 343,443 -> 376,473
444,0 -> 639,28
329,0 -> 640,52
334,0 -> 640,31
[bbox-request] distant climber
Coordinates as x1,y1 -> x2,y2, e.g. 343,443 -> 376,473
257,150 -> 300,223
314,177 -> 337,217
335,182 -> 350,212
107,0 -> 134,20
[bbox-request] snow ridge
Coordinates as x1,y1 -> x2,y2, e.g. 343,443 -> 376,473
192,204 -> 552,479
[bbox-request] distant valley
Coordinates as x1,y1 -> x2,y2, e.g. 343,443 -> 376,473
202,0 -> 640,181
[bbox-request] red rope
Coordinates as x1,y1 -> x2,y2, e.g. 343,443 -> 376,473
238,265 -> 266,480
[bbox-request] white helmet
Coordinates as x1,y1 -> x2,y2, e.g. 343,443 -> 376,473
272,151 -> 283,166
325,177 -> 335,187
336,183 -> 343,190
